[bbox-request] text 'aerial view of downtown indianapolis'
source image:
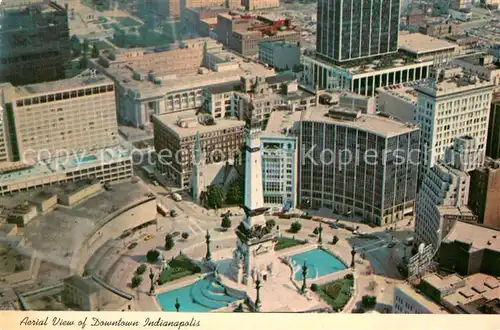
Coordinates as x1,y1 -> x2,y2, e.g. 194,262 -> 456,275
2,0 -> 500,317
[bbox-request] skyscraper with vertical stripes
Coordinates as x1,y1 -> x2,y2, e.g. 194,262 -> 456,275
316,0 -> 401,64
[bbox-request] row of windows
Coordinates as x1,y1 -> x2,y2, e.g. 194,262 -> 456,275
15,85 -> 115,107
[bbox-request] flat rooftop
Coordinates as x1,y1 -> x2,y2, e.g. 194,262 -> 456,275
301,105 -> 419,137
13,181 -> 150,269
305,52 -> 429,75
9,75 -> 113,99
153,110 -> 245,138
378,82 -> 422,104
262,110 -> 302,138
105,60 -> 275,100
438,205 -> 476,219
398,33 -> 457,55
0,145 -> 131,184
422,273 -> 464,292
395,283 -> 448,314
443,220 -> 500,253
442,273 -> 500,309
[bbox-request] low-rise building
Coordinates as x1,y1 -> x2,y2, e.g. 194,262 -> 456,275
398,33 -> 457,62
242,0 -> 279,10
58,179 -> 103,206
152,110 -> 245,188
259,41 -> 300,71
216,13 -> 300,57
419,21 -> 461,38
468,158 -> 500,229
393,283 -> 447,314
301,53 -> 433,97
452,54 -> 500,90
440,220 -> 500,277
96,40 -> 275,129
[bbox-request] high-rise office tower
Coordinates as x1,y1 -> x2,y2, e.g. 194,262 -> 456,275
0,1 -> 71,86
316,0 -> 400,64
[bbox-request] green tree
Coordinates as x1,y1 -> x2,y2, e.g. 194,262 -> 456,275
226,180 -> 243,205
146,249 -> 160,263
265,219 -> 276,228
221,214 -> 232,230
165,233 -> 175,250
361,295 -> 377,309
310,283 -> 318,292
131,275 -> 143,288
136,264 -> 147,275
290,221 -> 302,233
313,227 -> 320,235
207,185 -> 225,209
91,44 -> 100,58
181,232 -> 190,240
332,235 -> 339,245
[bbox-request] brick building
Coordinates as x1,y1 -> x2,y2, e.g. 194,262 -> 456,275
469,159 -> 500,229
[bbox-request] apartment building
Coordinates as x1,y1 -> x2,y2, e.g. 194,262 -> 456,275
0,75 -> 118,163
0,0 -> 71,86
415,162 -> 473,250
299,102 -> 421,226
216,13 -> 300,57
468,159 -> 500,229
415,67 -> 493,170
152,111 -> 245,188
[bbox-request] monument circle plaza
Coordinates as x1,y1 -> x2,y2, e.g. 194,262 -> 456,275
149,123 -> 351,312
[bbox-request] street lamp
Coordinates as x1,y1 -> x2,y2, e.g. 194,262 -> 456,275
175,298 -> 180,312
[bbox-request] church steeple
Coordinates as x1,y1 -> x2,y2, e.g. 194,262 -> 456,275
192,131 -> 202,203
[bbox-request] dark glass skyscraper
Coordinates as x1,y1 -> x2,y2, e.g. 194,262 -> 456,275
316,0 -> 400,63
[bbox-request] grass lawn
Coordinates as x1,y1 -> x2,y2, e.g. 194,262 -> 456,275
274,237 -> 306,251
158,255 -> 202,285
317,278 -> 354,311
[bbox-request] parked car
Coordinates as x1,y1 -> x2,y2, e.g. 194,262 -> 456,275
128,242 -> 138,249
152,180 -> 159,186
170,209 -> 178,217
172,193 -> 182,202
144,234 -> 155,241
329,223 -> 338,229
387,241 -> 396,248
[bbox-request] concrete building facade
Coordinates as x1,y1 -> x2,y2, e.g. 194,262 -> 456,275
415,162 -> 473,250
299,102 -> 421,226
0,75 -> 119,163
393,283 -> 445,314
0,1 -> 71,86
415,67 -> 493,170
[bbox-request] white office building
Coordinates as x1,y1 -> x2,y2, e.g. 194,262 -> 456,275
393,283 -> 447,314
415,67 -> 494,171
